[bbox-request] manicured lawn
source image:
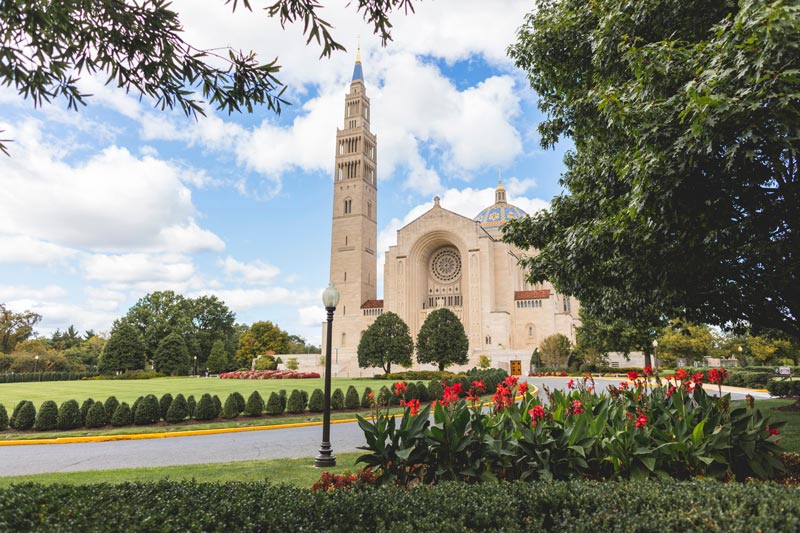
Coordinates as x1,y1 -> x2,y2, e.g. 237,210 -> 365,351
0,452 -> 364,488
754,398 -> 800,452
0,376 -> 394,410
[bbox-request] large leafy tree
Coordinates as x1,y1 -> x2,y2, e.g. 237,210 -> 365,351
236,321 -> 289,367
0,303 -> 41,354
100,320 -> 146,373
505,0 -> 799,342
189,295 -> 236,367
0,0 -> 417,154
123,291 -> 194,364
539,333 -> 572,368
415,308 -> 469,371
656,322 -> 717,365
574,309 -> 664,367
357,311 -> 413,375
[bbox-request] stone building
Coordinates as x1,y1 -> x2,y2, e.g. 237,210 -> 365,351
323,55 -> 581,375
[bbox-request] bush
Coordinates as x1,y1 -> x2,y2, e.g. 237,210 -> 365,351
427,380 -> 443,400
384,370 -> 455,381
243,391 -> 264,417
187,395 -> 196,419
279,389 -> 287,412
308,389 -> 324,413
57,400 -> 82,430
166,394 -> 189,423
230,392 -> 245,414
79,399 -> 95,426
466,367 -> 508,394
110,402 -> 132,426
377,386 -> 392,406
194,394 -> 216,421
159,393 -> 174,421
104,396 -> 119,419
265,392 -> 283,415
212,395 -> 222,418
85,402 -> 108,428
0,403 -> 8,431
286,390 -> 307,414
222,394 -> 240,419
131,396 -> 143,417
768,380 -> 800,398
133,395 -> 160,425
361,387 -> 373,409
415,382 -> 429,402
331,388 -> 345,410
34,400 -> 59,431
10,400 -> 36,430
345,386 -> 360,409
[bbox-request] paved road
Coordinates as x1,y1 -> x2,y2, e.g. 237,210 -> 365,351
0,377 -> 771,477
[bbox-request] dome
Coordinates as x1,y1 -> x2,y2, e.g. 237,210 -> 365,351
474,179 -> 527,230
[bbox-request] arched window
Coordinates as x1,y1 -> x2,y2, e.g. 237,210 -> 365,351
367,200 -> 372,218
344,198 -> 352,214
527,323 -> 535,339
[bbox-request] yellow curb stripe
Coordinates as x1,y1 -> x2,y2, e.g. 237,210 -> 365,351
0,384 -> 539,447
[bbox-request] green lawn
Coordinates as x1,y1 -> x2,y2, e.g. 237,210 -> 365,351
754,398 -> 800,452
0,452 -> 364,488
0,376 -> 394,410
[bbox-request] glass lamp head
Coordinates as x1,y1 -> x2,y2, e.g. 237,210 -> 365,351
322,282 -> 340,308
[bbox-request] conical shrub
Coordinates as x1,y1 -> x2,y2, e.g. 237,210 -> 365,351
85,402 -> 108,428
159,393 -> 174,421
243,391 -> 264,417
166,394 -> 188,423
0,403 -> 8,431
231,392 -> 245,414
111,402 -> 132,426
331,388 -> 345,410
286,389 -> 307,414
194,394 -> 216,421
131,396 -> 143,417
79,399 -> 95,426
34,400 -> 59,431
11,400 -> 36,430
308,389 -> 324,413
415,382 -> 429,402
278,389 -> 287,411
345,386 -> 360,409
212,395 -> 222,418
265,392 -> 283,415
104,396 -> 119,419
361,387 -> 373,409
57,400 -> 82,430
222,393 -> 240,419
134,395 -> 160,425
187,395 -> 196,419
377,386 -> 392,407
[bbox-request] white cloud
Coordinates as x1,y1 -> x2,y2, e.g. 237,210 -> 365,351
0,235 -> 77,264
220,256 -> 281,285
189,287 -> 318,311
0,285 -> 67,300
298,305 -> 325,327
82,254 -> 195,285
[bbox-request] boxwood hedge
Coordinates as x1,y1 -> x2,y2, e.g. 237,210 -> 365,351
0,480 -> 797,532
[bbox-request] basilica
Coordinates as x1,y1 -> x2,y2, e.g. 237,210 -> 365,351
323,54 -> 581,375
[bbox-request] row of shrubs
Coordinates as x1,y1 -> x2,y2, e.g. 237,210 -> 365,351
767,380 -> 800,398
1,480 -> 799,531
0,377 -> 471,431
83,371 -> 166,381
0,371 -> 99,384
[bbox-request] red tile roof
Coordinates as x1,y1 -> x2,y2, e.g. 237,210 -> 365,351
361,299 -> 385,309
514,290 -> 550,300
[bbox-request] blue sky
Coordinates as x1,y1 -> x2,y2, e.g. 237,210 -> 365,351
0,0 -> 569,346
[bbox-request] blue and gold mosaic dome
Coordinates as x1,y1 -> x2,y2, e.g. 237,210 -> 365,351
474,181 -> 527,230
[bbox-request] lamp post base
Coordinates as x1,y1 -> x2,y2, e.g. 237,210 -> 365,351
314,442 -> 336,468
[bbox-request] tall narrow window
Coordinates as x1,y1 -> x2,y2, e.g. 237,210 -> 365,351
341,332 -> 346,346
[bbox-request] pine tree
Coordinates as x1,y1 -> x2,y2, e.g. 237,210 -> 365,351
344,386 -> 360,409
415,382 -> 429,402
212,395 -> 222,418
57,400 -> 82,430
131,396 -> 143,417
110,402 -> 132,426
230,392 -> 245,414
265,392 -> 283,415
153,333 -> 191,376
206,339 -> 231,374
100,320 -> 146,373
222,393 -> 240,419
187,395 -> 196,419
166,394 -> 189,423
34,400 -> 59,430
278,390 -> 287,411
243,391 -> 265,416
85,402 -> 108,428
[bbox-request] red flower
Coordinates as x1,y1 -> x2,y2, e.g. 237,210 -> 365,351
529,405 -> 545,426
492,384 -> 513,411
766,425 -> 780,436
471,380 -> 486,392
666,385 -> 677,398
441,383 -> 461,406
518,382 -> 529,395
504,375 -> 519,388
567,379 -> 575,389
393,381 -> 408,396
643,365 -> 653,375
403,399 -> 420,416
627,371 -> 639,381
691,372 -> 704,384
569,399 -> 584,415
619,381 -> 629,390
635,413 -> 648,429
626,411 -> 634,419
708,368 -> 728,384
367,391 -> 375,401
675,368 -> 689,381
587,386 -> 594,393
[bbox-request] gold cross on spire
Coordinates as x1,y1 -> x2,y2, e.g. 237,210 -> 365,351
356,35 -> 361,62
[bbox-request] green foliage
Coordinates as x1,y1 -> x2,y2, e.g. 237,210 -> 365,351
229,392 -> 245,414
658,322 -> 717,363
265,392 -> 283,415
110,402 -> 132,427
0,304 -> 41,353
539,334 -> 572,368
212,395 -> 222,418
415,382 -> 429,402
222,394 -> 240,419
186,395 -> 196,419
79,398 -> 94,426
345,386 -> 360,409
285,357 -> 299,371
416,308 -> 469,371
383,370 -> 454,381
478,354 -> 491,369
286,389 -> 307,414
254,355 -> 277,370
427,380 -> 443,400
574,309 -> 659,365
466,368 -> 508,394
768,381 -> 800,399
194,394 -> 216,421
56,400 -> 81,430
308,389 -> 324,413
85,402 -> 108,428
131,396 -> 143,418
357,311 -> 414,374
104,396 -> 119,419
331,388 -> 345,410
165,394 -> 188,423
153,333 -> 190,376
206,339 -> 231,374
99,320 -> 146,373
243,391 -> 264,417
360,387 -> 373,409
505,0 -> 800,342
278,389 -> 287,412
133,395 -> 160,426
34,400 -> 59,431
0,403 -> 8,430
159,393 -> 174,421
10,400 -> 35,430
236,321 -> 289,368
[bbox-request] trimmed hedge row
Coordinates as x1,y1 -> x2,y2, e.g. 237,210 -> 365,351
768,380 -> 800,398
0,480 -> 798,531
0,371 -> 98,384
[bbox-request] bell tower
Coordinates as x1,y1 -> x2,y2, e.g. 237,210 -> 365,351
326,49 -> 378,358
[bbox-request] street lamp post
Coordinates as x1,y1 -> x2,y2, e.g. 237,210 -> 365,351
315,282 -> 340,468
33,355 -> 39,374
652,339 -> 659,373
193,355 -> 197,377
738,345 -> 743,365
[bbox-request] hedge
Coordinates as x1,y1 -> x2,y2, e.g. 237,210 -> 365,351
0,371 -> 98,384
0,480 -> 798,531
768,380 -> 800,398
85,402 -> 108,428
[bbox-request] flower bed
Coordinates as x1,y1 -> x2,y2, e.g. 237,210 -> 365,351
218,370 -> 320,379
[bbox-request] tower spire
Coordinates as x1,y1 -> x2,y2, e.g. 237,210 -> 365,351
496,170 -> 506,204
356,35 -> 361,63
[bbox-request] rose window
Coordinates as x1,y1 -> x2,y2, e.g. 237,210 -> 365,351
430,248 -> 462,283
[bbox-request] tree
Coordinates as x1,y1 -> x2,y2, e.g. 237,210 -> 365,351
539,334 -> 572,369
0,304 -> 41,353
0,0 -> 418,154
123,291 -> 194,366
206,339 -> 232,374
357,312 -> 414,375
415,308 -> 469,372
505,0 -> 799,343
153,333 -> 191,376
100,320 -> 146,373
189,295 -> 236,368
236,321 -> 289,368
574,310 -> 664,368
657,322 -> 717,364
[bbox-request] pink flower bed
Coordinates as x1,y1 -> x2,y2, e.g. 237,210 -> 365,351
219,370 -> 321,379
